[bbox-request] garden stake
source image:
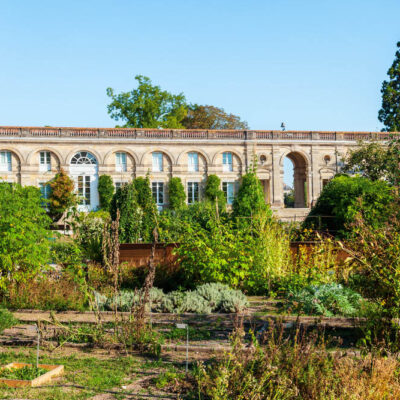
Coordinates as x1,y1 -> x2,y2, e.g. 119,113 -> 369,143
36,323 -> 40,368
176,323 -> 189,372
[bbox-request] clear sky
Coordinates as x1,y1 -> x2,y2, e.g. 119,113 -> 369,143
1,0 -> 399,184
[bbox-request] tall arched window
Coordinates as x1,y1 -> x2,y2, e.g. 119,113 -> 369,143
71,151 -> 97,165
69,151 -> 99,210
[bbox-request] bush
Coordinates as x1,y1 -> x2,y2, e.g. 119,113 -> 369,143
304,175 -> 395,236
0,183 -> 52,290
95,283 -> 249,314
0,309 -> 17,333
286,283 -> 363,317
73,210 -> 110,261
51,240 -> 82,267
48,168 -> 76,221
168,177 -> 186,211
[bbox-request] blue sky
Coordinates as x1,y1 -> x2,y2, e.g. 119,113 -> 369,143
1,0 -> 399,184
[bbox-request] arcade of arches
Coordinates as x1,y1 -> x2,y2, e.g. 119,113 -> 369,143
0,126 -> 368,218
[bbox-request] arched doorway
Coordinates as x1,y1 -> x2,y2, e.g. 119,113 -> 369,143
69,151 -> 99,211
283,152 -> 308,208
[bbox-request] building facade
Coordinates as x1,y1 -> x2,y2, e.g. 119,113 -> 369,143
0,126 -> 393,216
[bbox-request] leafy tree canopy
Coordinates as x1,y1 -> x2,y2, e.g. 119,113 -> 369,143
0,183 -> 52,290
342,141 -> 389,181
378,42 -> 400,132
106,75 -> 188,129
182,104 -> 248,130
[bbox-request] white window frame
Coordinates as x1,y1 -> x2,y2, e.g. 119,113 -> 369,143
188,152 -> 199,172
39,151 -> 51,172
77,175 -> 91,206
115,152 -> 127,172
152,152 -> 163,172
0,151 -> 12,172
152,181 -> 165,211
187,181 -> 200,204
223,152 -> 233,172
222,181 -> 236,205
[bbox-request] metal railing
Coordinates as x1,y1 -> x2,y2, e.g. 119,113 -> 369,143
0,126 -> 398,141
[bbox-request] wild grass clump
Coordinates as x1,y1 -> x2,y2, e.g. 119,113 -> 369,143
189,324 -> 400,399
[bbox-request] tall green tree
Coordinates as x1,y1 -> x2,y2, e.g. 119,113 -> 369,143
133,176 -> 157,242
0,183 -> 52,290
204,174 -> 226,211
110,183 -> 141,243
98,175 -> 114,211
48,168 -> 76,221
168,177 -> 186,211
106,75 -> 188,128
232,167 -> 271,220
182,104 -> 248,130
378,41 -> 400,131
342,141 -> 388,181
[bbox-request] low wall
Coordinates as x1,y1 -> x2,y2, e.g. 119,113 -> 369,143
119,243 -> 178,267
119,241 -> 350,267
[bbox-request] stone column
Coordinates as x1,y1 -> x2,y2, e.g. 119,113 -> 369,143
271,146 -> 283,207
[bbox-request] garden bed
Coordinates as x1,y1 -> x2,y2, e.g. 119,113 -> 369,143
0,362 -> 63,387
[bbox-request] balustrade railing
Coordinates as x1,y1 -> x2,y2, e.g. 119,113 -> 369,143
0,126 -> 398,141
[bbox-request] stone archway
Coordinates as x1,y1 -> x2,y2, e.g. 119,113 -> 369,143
284,152 -> 308,208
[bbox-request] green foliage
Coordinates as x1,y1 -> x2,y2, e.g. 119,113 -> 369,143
175,213 -> 290,294
305,175 -> 395,236
204,174 -> 226,210
97,175 -> 114,211
378,41 -> 400,131
232,167 -> 271,221
51,240 -> 82,267
73,210 -> 110,261
342,141 -> 389,181
167,177 -> 186,211
48,168 -> 76,221
110,183 -> 141,243
0,365 -> 48,380
286,283 -> 363,317
107,75 -> 188,128
182,104 -> 248,129
0,309 -> 17,333
95,283 -> 249,314
284,189 -> 295,208
133,176 -> 157,242
0,183 -> 52,290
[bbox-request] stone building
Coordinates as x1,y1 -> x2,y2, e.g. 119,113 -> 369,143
0,126 -> 392,218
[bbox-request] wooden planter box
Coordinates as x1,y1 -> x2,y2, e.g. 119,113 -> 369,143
0,362 -> 64,387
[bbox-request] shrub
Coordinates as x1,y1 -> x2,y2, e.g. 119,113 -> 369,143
168,177 -> 186,211
204,174 -> 226,210
232,167 -> 272,221
51,240 -> 82,267
0,183 -> 52,291
73,210 -> 110,261
110,183 -> 141,243
48,168 -> 76,221
98,175 -> 114,211
286,283 -> 363,317
304,175 -> 395,236
95,284 -> 248,314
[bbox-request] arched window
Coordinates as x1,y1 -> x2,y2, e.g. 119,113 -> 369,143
71,151 -> 97,165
